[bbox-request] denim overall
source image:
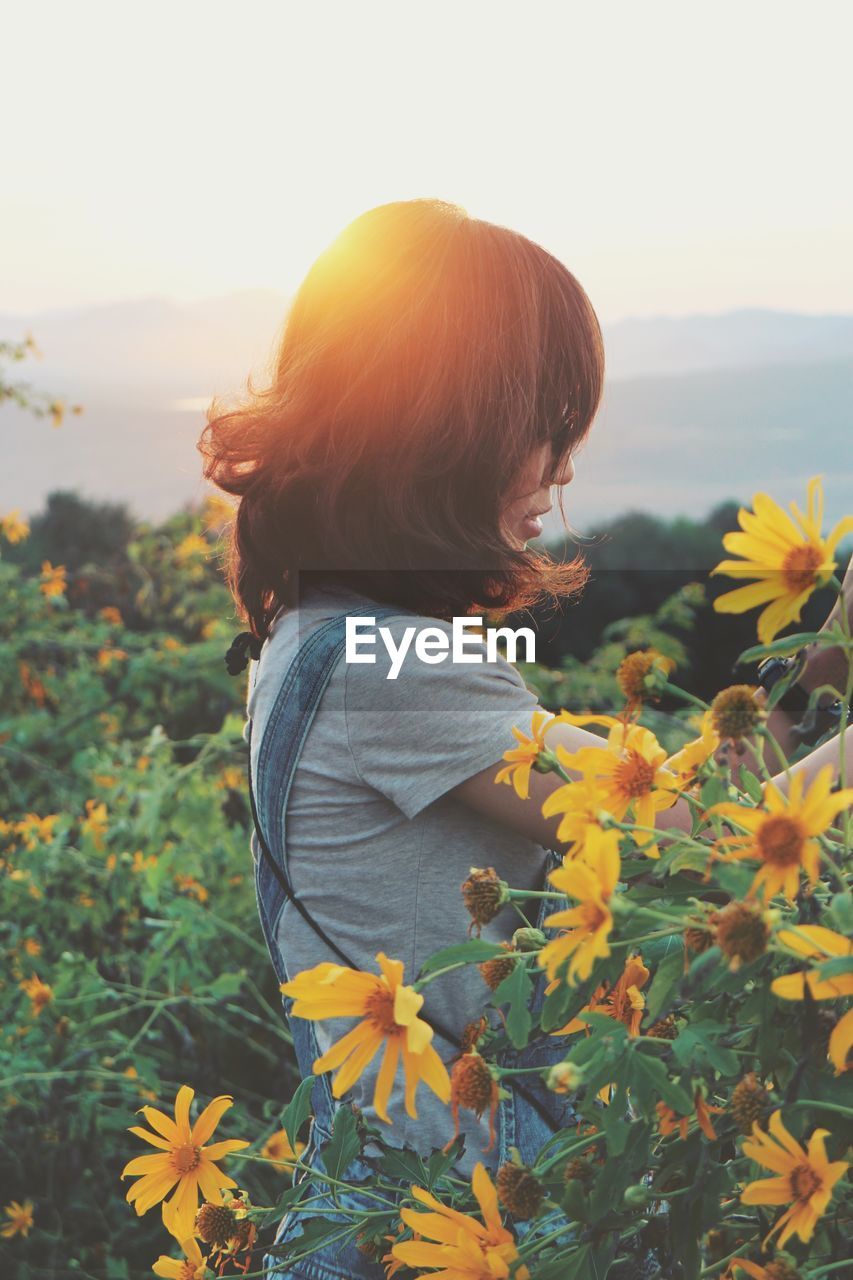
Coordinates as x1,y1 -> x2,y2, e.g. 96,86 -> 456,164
248,606 -> 577,1279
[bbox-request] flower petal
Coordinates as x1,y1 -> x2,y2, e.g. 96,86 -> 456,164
190,1094 -> 233,1147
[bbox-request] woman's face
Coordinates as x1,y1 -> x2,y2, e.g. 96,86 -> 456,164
501,442 -> 575,549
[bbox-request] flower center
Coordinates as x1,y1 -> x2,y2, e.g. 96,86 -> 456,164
790,1162 -> 821,1201
579,901 -> 609,932
364,986 -> 400,1037
781,542 -> 823,592
615,751 -> 656,798
757,815 -> 805,867
171,1143 -> 202,1174
178,1263 -> 205,1280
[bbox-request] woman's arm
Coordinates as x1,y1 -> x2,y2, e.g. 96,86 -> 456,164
724,555 -> 853,783
447,716 -> 853,854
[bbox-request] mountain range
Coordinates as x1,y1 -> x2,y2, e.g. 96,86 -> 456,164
2,295 -> 851,555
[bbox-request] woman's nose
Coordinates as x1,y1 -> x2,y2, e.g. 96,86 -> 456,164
551,453 -> 575,488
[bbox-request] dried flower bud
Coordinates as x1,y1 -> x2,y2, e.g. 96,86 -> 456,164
646,1014 -> 678,1040
562,1157 -> 595,1190
731,1073 -> 772,1135
617,649 -> 674,705
684,923 -> 714,955
495,1161 -> 544,1220
712,901 -> 770,969
196,1200 -> 238,1246
710,685 -> 764,741
478,942 -> 517,991
461,867 -> 508,935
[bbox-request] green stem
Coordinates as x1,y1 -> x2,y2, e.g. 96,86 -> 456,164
808,1261 -> 853,1278
230,1152 -> 402,1209
786,1099 -> 853,1119
662,683 -> 711,713
414,951 -> 527,991
534,1128 -> 604,1177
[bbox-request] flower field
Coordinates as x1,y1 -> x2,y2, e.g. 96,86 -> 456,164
1,481 -> 851,1280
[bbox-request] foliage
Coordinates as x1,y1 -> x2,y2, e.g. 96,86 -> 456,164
1,475 -> 851,1280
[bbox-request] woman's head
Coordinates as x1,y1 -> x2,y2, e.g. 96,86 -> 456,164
199,198 -> 604,636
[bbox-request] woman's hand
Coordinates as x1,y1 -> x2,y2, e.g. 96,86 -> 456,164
803,550 -> 853,697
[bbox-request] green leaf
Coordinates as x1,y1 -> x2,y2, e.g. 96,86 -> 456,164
269,1216 -> 358,1265
426,1137 -> 465,1186
320,1104 -> 361,1180
737,631 -> 823,664
280,1076 -> 314,1149
644,949 -> 684,1023
671,1020 -> 740,1075
380,1144 -> 429,1187
492,959 -> 533,1049
830,891 -> 853,934
629,1047 -> 694,1114
534,1239 -> 616,1280
207,970 -> 246,998
739,769 -> 764,804
700,774 -> 729,809
418,939 -> 507,976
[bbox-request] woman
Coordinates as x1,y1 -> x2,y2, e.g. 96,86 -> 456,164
199,199 -> 852,1278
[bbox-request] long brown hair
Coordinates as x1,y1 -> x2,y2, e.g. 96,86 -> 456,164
198,198 -> 605,640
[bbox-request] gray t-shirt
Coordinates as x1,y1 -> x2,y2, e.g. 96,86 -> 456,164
244,584 -> 551,1175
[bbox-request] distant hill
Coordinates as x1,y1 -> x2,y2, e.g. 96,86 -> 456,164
2,297 -> 851,543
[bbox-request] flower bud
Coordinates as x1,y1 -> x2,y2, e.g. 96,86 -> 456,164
546,1061 -> 584,1094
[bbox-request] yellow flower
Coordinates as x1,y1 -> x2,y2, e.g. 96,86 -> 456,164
216,767 -> 243,792
771,924 -> 853,1000
96,647 -> 128,670
175,533 -> 209,562
260,1128 -> 306,1172
23,938 -> 41,957
710,475 -> 853,644
708,764 -> 853,901
39,561 -> 67,598
99,605 -> 123,624
19,974 -> 53,1016
541,775 -> 609,858
121,1085 -> 250,1243
495,708 -> 555,799
152,1234 -> 210,1279
829,1008 -> 853,1075
82,799 -> 109,850
174,874 -> 208,903
15,812 -> 59,850
0,509 -> 30,544
279,952 -> 451,1124
656,1090 -> 721,1141
664,709 -> 721,790
391,1161 -> 530,1280
538,826 -> 621,985
772,924 -> 853,1075
548,952 -> 649,1037
1,1198 -> 34,1238
553,713 -> 681,859
740,1109 -> 848,1249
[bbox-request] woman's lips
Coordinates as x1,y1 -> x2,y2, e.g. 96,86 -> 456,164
520,513 -> 544,540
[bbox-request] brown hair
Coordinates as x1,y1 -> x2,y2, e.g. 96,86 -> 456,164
198,198 -> 605,640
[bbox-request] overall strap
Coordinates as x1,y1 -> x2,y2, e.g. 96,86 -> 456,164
249,603 -> 407,971
245,602 -> 563,1136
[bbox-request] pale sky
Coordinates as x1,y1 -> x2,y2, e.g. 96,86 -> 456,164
3,0 -> 852,322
